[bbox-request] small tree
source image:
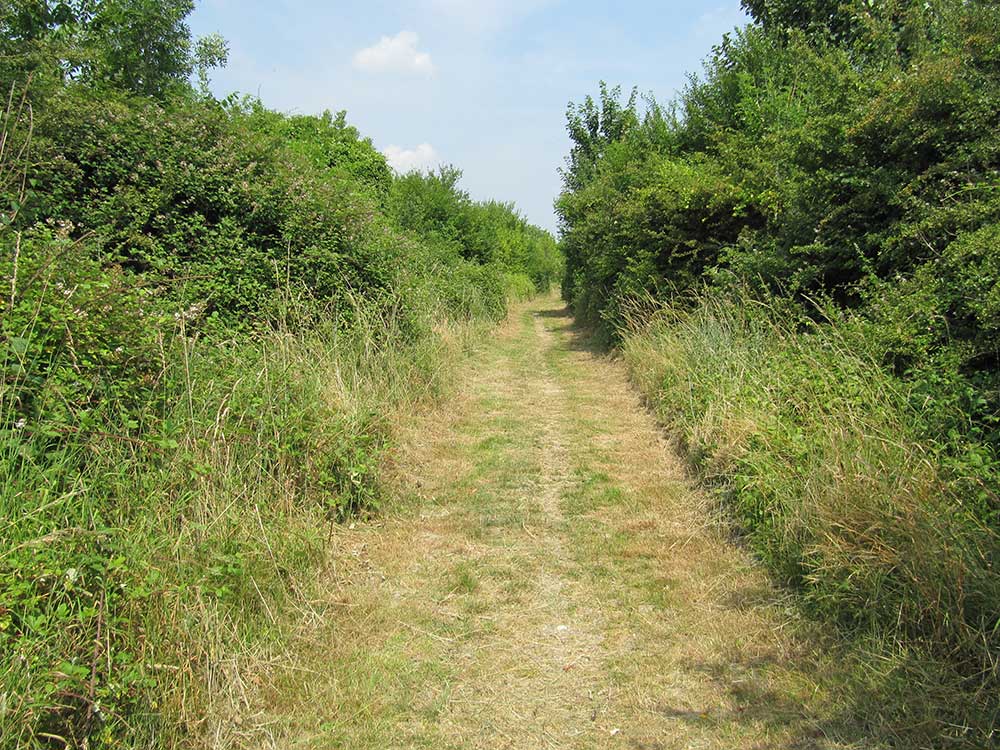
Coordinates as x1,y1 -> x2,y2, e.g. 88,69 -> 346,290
560,82 -> 638,192
87,0 -> 194,96
0,0 -> 228,99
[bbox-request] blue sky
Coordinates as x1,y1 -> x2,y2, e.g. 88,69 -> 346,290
188,1 -> 749,233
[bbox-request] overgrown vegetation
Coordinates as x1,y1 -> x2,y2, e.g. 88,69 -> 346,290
559,0 -> 999,745
0,2 -> 560,746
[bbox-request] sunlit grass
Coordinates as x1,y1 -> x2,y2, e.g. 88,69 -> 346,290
621,289 -> 1000,746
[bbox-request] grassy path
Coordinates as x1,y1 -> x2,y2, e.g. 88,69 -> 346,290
257,296 -> 872,749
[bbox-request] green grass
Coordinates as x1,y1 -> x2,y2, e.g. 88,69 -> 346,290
621,289 -> 1000,747
0,296 -> 472,748
447,562 -> 480,596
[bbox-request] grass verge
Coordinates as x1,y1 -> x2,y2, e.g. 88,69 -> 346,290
621,290 -> 999,748
1,291 -> 481,748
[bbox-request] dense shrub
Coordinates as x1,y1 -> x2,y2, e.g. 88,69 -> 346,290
2,228 -> 164,432
558,0 -> 1000,744
22,90 -> 398,326
0,4 -> 559,744
390,166 -> 562,292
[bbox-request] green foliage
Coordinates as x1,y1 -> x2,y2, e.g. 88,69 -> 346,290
390,165 -> 469,251
2,228 -> 163,431
193,32 -> 228,95
20,89 -> 408,327
561,82 -> 641,193
389,166 -> 562,293
0,0 -> 226,99
267,107 -> 393,204
559,0 -> 1000,743
0,1 -> 559,741
560,1 -> 1000,328
86,0 -> 196,97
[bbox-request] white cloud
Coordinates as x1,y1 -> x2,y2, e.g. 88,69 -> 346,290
382,143 -> 439,173
353,31 -> 434,75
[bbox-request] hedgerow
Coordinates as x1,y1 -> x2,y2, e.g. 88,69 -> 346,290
0,3 -> 559,746
559,0 -> 1000,744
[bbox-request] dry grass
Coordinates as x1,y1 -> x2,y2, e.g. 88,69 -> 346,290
228,294 -> 878,749
618,293 -> 1000,746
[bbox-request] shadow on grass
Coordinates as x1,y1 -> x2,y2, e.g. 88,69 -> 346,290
673,649 -> 871,750
669,633 -> 989,750
615,578 -> 892,749
531,304 -> 613,356
532,305 -> 572,320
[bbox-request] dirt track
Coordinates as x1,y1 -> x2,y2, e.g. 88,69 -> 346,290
258,296 -> 867,749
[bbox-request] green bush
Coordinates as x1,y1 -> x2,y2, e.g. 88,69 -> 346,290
25,90 -> 401,327
558,1 -> 1000,382
0,10 -> 559,742
2,228 -> 164,433
389,166 -> 561,293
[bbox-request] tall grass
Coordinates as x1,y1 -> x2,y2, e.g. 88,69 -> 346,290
622,290 -> 1000,746
0,275 -> 478,747
0,73 -> 535,748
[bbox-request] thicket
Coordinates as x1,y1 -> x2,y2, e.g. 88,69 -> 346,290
559,0 -> 999,744
0,2 -> 559,747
